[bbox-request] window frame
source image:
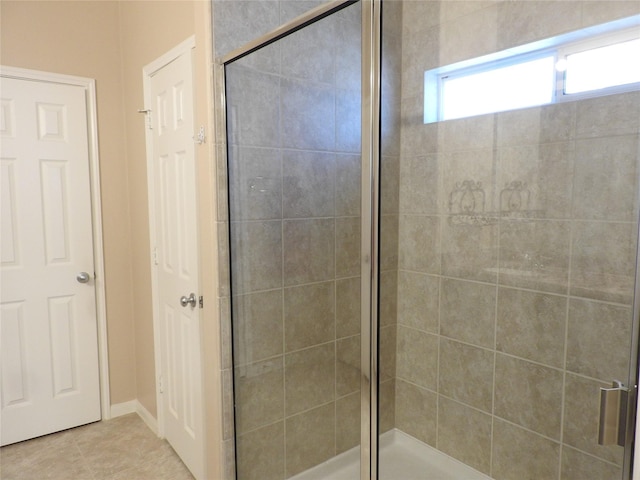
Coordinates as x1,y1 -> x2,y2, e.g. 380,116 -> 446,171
424,15 -> 640,124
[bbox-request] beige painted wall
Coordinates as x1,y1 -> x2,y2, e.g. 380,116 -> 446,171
1,0 -> 137,406
118,0 -> 199,418
0,2 -> 219,446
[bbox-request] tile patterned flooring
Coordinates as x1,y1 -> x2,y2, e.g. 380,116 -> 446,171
0,414 -> 194,480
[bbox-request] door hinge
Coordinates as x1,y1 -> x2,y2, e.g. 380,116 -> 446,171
199,296 -> 204,309
158,375 -> 164,394
193,125 -> 206,144
153,246 -> 159,266
137,108 -> 152,129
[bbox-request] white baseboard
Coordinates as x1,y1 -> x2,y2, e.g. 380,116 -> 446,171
109,400 -> 158,435
136,400 -> 158,435
110,400 -> 137,418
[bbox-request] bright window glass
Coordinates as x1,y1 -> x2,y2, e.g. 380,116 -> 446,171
441,56 -> 555,120
564,38 -> 640,94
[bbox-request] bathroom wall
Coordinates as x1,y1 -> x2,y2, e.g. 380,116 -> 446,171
392,1 -> 640,479
215,2 -> 363,478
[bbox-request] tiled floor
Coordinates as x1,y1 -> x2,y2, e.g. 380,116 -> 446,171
0,414 -> 194,480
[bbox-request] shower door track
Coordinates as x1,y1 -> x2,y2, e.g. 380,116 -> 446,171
216,1 -> 383,480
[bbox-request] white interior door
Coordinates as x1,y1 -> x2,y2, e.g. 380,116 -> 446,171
148,48 -> 204,480
0,76 -> 101,446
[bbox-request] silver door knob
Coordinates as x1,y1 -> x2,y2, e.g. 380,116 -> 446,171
180,293 -> 197,308
76,272 -> 91,283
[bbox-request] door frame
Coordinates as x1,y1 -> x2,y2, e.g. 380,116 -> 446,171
0,65 -> 110,422
142,35 -> 197,440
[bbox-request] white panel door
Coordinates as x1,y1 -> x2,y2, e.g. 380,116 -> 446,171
149,51 -> 204,480
0,76 -> 100,446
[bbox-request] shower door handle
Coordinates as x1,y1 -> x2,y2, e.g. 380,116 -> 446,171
598,380 -> 628,446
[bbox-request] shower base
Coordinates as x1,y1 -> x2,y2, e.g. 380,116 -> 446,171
290,429 -> 491,480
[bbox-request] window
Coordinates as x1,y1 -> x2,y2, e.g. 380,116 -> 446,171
424,15 -> 640,123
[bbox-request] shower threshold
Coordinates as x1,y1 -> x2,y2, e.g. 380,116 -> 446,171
289,429 -> 492,480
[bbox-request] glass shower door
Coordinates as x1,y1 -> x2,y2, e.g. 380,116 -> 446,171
378,1 -> 640,479
224,2 -> 363,478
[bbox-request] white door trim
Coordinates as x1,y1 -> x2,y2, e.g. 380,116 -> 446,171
0,65 -> 110,421
142,35 -> 197,440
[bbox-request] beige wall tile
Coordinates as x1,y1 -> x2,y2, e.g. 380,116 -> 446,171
336,276 -> 360,338
492,419 -> 561,480
581,0 -> 640,26
336,217 -> 361,278
230,220 -> 283,295
437,397 -> 492,475
399,154 -> 441,215
395,379 -> 437,447
284,282 -> 335,352
498,220 -> 570,294
228,146 -> 282,221
439,339 -> 494,412
226,66 -> 281,148
494,354 -> 563,439
575,92 -> 640,139
570,221 -> 636,304
561,445 -> 622,480
441,224 -> 498,283
497,0 -> 582,50
496,287 -> 567,368
381,155 -> 400,213
440,4 -> 499,65
337,335 -> 361,397
285,343 -> 335,415
440,278 -> 496,348
233,290 -> 283,366
396,326 -> 438,389
380,325 -> 397,382
281,78 -> 335,151
379,270 -> 398,327
398,214 -> 441,274
398,271 -> 439,333
336,88 -> 362,154
379,378 -> 396,434
573,135 -> 639,222
336,392 -> 361,454
380,214 -> 399,271
286,404 -> 336,477
236,422 -> 285,480
282,150 -> 335,219
234,358 -> 284,434
566,299 -> 632,382
280,18 -> 336,85
336,153 -> 362,216
283,218 -> 335,286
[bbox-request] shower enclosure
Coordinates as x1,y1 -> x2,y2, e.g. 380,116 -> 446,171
216,0 -> 640,478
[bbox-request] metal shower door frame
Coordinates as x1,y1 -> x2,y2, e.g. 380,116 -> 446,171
216,1 -> 382,479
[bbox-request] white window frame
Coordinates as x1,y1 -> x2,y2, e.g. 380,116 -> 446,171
424,14 -> 640,123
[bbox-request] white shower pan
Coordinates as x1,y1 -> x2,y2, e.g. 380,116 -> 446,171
290,429 -> 492,480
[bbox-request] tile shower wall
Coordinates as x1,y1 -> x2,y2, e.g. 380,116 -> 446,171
392,1 -> 640,479
218,3 -> 363,479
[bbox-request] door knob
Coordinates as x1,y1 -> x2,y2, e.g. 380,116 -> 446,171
76,272 -> 91,283
180,293 -> 197,308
